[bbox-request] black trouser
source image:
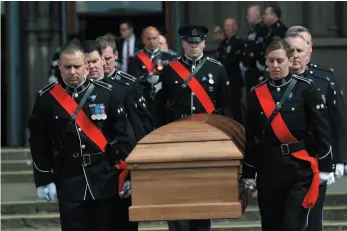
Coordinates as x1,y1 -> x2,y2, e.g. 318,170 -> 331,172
306,184 -> 327,231
59,193 -> 138,231
168,220 -> 211,231
257,148 -> 313,231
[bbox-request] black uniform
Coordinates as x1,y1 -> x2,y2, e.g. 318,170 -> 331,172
304,63 -> 347,231
241,21 -> 269,92
104,70 -> 154,141
264,20 -> 288,49
128,49 -> 178,126
28,79 -> 136,231
155,55 -> 234,127
216,35 -> 244,124
243,74 -> 332,231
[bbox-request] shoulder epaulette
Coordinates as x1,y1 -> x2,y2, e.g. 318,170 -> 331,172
116,71 -> 136,82
38,82 -> 58,96
206,57 -> 222,66
306,69 -> 331,83
90,79 -> 112,90
110,71 -> 136,87
292,74 -> 312,84
250,78 -> 269,92
310,63 -> 334,74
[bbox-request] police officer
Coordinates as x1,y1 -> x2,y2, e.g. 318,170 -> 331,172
285,26 -> 347,231
85,39 -> 154,142
241,5 -> 270,92
216,18 -> 244,124
155,25 -> 234,231
242,38 -> 334,231
128,26 -> 177,127
95,36 -> 155,138
263,4 -> 288,48
28,42 -> 136,231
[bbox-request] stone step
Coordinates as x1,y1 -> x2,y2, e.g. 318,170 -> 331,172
1,171 -> 34,183
1,213 -> 347,231
1,200 -> 347,222
1,148 -> 31,161
2,192 -> 347,215
1,160 -> 33,171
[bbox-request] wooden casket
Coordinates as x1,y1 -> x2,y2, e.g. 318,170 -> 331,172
126,114 -> 245,221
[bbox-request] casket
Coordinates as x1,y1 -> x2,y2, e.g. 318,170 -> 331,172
126,114 -> 245,221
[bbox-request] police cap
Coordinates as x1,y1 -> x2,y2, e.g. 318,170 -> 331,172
178,25 -> 208,43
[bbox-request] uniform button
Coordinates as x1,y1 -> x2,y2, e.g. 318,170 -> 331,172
192,106 -> 196,111
277,87 -> 281,92
310,71 -> 313,74
74,93 -> 78,98
260,112 -> 264,115
276,102 -> 280,105
78,128 -> 82,132
55,116 -> 58,119
292,107 -> 295,111
81,145 -> 86,149
192,92 -> 195,96
73,152 -> 79,158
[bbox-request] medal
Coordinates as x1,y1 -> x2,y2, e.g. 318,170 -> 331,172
101,114 -> 107,120
89,104 -> 96,120
157,60 -> 163,71
209,79 -> 214,84
96,114 -> 102,120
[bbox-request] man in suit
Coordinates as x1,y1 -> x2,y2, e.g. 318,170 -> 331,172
116,20 -> 142,73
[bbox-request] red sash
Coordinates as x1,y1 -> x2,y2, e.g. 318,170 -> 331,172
49,84 -> 128,193
137,51 -> 157,73
169,61 -> 215,114
254,84 -> 320,209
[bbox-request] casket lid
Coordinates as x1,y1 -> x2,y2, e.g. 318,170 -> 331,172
126,114 -> 244,164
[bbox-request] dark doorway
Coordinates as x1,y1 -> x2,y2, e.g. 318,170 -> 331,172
77,11 -> 166,45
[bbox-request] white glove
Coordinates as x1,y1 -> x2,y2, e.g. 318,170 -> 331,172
121,180 -> 132,199
319,172 -> 335,185
243,178 -> 256,190
37,182 -> 57,201
335,163 -> 345,179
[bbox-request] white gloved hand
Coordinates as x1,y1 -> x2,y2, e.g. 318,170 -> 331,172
121,180 -> 132,199
320,172 -> 335,185
36,182 -> 57,202
243,178 -> 256,189
335,163 -> 345,179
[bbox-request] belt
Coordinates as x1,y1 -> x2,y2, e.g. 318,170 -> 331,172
263,140 -> 306,155
78,152 -> 105,167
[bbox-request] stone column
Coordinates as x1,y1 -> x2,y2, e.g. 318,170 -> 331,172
36,2 -> 52,88
24,2 -> 40,117
50,2 -> 61,58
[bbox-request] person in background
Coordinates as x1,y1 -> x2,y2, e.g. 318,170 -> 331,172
116,20 -> 142,73
128,26 -> 177,126
157,28 -> 178,56
285,26 -> 347,231
241,5 -> 270,92
216,17 -> 244,125
263,4 -> 288,47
